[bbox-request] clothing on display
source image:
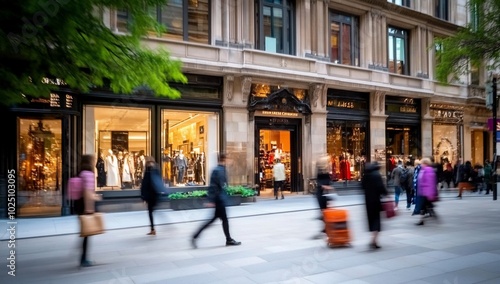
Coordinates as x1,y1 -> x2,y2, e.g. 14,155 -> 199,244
95,155 -> 106,188
105,149 -> 119,187
175,150 -> 188,184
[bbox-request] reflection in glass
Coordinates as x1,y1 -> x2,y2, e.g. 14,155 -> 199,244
433,124 -> 459,166
161,110 -> 218,187
18,118 -> 62,217
84,106 -> 151,191
327,121 -> 367,182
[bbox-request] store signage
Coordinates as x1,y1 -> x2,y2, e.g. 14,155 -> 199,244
487,118 -> 500,131
432,109 -> 463,119
262,111 -> 299,117
27,93 -> 76,111
327,99 -> 354,109
399,106 -> 417,113
269,118 -> 290,124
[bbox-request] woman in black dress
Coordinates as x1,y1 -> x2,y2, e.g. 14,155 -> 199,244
361,162 -> 388,250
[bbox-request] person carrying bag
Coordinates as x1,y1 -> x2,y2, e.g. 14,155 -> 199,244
74,154 -> 103,268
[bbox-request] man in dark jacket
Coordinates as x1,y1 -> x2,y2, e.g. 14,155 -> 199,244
192,153 -> 241,248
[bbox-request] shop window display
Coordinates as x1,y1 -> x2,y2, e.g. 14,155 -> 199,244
257,130 -> 291,191
326,121 -> 367,182
84,106 -> 150,191
433,124 -> 459,167
161,110 -> 218,187
18,118 -> 62,216
386,124 -> 421,174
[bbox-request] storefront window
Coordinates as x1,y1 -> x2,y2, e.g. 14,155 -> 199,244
327,121 -> 367,182
433,124 -> 459,166
18,118 -> 62,216
386,124 -> 420,172
84,106 -> 151,191
161,110 -> 219,187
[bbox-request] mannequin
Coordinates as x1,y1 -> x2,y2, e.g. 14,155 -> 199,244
175,150 -> 188,184
135,150 -> 145,186
121,150 -> 132,188
105,149 -> 119,188
125,150 -> 135,187
95,150 -> 106,188
200,152 -> 206,184
117,151 -> 124,188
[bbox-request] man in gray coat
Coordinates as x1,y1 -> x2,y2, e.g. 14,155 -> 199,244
390,160 -> 403,210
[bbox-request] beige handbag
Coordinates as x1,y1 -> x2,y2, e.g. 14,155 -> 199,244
79,213 -> 105,237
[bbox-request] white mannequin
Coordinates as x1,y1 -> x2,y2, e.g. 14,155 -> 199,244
105,149 -> 119,187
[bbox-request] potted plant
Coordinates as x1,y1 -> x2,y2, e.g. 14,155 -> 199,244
227,185 -> 257,203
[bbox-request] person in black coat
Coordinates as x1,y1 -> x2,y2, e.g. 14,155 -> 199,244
361,162 -> 388,250
191,153 -> 241,248
140,156 -> 161,236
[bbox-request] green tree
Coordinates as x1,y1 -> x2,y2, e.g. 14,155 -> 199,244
435,0 -> 498,83
0,0 -> 186,106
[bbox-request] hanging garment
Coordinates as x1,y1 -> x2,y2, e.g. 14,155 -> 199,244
106,155 -> 119,187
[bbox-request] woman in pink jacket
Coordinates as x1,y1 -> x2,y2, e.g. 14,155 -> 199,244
415,158 -> 439,225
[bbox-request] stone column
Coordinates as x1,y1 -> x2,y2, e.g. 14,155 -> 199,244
370,91 -> 388,180
421,98 -> 433,158
304,84 -> 327,184
223,76 -> 253,185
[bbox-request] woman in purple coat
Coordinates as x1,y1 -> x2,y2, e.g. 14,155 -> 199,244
415,158 -> 439,225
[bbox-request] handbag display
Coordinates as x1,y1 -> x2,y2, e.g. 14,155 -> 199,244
79,213 -> 105,237
383,201 -> 396,218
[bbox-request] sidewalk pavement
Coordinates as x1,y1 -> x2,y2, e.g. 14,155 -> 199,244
0,190 -> 474,240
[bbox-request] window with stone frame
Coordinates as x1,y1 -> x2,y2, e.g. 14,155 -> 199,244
435,0 -> 449,21
255,0 -> 295,55
387,0 -> 410,7
388,27 -> 409,75
116,1 -> 210,44
330,11 -> 359,66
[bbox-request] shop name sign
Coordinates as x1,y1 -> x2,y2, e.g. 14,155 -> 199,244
28,93 -> 75,110
327,99 -> 355,109
400,106 -> 417,113
433,110 -> 463,119
262,111 -> 299,117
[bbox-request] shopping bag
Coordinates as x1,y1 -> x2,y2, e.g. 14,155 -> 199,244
383,201 -> 396,218
79,213 -> 105,237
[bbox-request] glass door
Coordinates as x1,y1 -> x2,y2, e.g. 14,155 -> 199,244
18,118 -> 62,217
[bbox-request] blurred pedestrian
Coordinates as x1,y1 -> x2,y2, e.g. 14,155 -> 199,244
192,153 -> 241,248
315,154 -> 333,234
390,160 -> 403,210
415,158 -> 439,226
272,159 -> 286,200
457,161 -> 475,198
403,161 -> 414,210
141,156 -> 161,236
74,155 -> 97,267
483,159 -> 492,195
361,162 -> 388,250
411,159 -> 422,216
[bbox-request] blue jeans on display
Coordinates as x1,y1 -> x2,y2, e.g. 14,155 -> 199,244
394,186 -> 402,207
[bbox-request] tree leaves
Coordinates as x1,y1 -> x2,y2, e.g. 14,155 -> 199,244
0,0 -> 186,106
436,0 -> 500,83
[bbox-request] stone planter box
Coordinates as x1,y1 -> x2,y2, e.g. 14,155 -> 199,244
169,195 -> 242,210
241,196 -> 257,203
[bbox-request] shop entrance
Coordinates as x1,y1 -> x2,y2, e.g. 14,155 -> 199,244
18,118 -> 63,217
255,117 -> 302,195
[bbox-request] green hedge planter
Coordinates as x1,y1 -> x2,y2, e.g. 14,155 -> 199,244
169,195 -> 242,210
167,186 -> 255,210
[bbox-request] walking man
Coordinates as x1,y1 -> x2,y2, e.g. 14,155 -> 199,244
192,153 -> 241,248
273,159 -> 286,199
390,160 -> 403,210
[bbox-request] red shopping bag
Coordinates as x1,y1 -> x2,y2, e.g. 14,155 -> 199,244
383,201 -> 396,218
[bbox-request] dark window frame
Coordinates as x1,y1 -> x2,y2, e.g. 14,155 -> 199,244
148,0 -> 212,43
329,11 -> 360,66
387,0 -> 411,7
255,0 -> 296,55
387,26 -> 410,75
435,0 -> 449,21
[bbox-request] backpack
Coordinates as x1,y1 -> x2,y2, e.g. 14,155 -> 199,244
400,168 -> 409,186
68,176 -> 83,200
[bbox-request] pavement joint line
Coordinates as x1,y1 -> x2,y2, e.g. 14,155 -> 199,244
0,195 -> 474,241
